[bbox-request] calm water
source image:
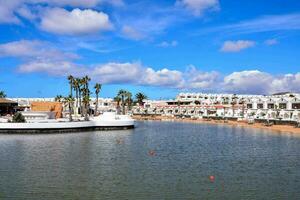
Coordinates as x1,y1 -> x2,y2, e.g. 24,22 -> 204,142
0,121 -> 300,200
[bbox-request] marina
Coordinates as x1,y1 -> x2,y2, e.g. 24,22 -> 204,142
0,121 -> 299,199
0,0 -> 299,198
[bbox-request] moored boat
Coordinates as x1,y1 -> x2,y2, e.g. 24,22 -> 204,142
0,112 -> 134,134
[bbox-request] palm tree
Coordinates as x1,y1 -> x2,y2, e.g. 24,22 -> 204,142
55,95 -> 63,102
64,95 -> 74,122
73,78 -> 80,109
118,89 -> 128,115
125,91 -> 133,111
135,92 -> 147,106
82,94 -> 90,120
67,75 -> 74,117
67,75 -> 74,97
114,96 -> 121,114
0,91 -> 6,98
94,83 -> 102,116
81,76 -> 91,120
78,78 -> 85,115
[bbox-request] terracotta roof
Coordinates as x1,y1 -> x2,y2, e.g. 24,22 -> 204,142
0,98 -> 18,104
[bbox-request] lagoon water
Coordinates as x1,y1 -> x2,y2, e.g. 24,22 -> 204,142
0,121 -> 300,199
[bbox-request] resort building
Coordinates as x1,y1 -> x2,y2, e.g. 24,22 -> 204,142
133,92 -> 300,122
7,97 -> 115,119
0,98 -> 18,116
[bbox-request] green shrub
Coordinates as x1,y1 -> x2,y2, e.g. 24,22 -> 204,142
12,112 -> 26,123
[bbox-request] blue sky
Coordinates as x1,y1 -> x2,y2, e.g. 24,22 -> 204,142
0,0 -> 300,99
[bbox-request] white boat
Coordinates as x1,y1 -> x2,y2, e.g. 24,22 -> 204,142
0,112 -> 134,134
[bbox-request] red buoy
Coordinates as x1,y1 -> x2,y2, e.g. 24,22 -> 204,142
148,150 -> 156,156
209,175 -> 215,182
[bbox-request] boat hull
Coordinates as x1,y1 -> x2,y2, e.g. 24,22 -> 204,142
0,115 -> 135,134
0,125 -> 134,134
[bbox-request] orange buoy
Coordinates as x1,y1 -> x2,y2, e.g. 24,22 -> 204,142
209,175 -> 215,182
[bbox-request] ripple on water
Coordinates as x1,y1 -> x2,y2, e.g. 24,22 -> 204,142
0,121 -> 300,199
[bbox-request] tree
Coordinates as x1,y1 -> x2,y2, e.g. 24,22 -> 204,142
81,76 -> 91,120
55,95 -> 63,102
126,91 -> 133,111
64,95 -> 74,122
73,78 -> 80,109
12,112 -> 26,123
78,78 -> 85,115
0,91 -> 6,98
135,92 -> 147,106
118,89 -> 128,115
67,75 -> 74,116
94,83 -> 102,116
114,96 -> 121,114
67,75 -> 74,97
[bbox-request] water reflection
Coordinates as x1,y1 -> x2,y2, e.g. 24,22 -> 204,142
0,121 -> 300,199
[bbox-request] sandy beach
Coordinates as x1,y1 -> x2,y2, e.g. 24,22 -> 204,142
133,115 -> 300,135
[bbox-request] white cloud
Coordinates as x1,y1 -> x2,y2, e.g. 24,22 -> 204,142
0,40 -> 78,60
1,40 -> 299,94
16,5 -> 37,20
40,8 -> 113,35
0,0 -> 123,24
158,40 -> 178,47
185,66 -> 219,89
270,73 -> 300,93
223,70 -> 272,94
0,40 -> 42,57
18,61 -> 82,76
220,40 -> 255,52
222,71 -> 300,94
16,59 -> 300,94
91,62 -> 184,87
33,0 -> 124,7
200,13 -> 300,36
264,39 -> 278,46
92,62 -> 142,84
34,0 -> 102,7
0,0 -> 22,23
143,68 -> 184,87
176,0 -> 219,16
0,39 -> 80,76
121,25 -> 144,40
114,2 -> 188,40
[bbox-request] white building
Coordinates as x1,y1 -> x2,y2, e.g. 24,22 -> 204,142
133,92 -> 300,122
9,97 -> 116,116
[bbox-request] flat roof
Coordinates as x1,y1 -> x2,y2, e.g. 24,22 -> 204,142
0,98 -> 18,104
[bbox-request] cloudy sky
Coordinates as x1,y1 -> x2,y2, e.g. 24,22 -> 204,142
0,0 -> 300,98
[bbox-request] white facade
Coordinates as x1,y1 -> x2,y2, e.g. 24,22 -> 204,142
133,92 -> 300,122
9,97 -> 115,114
21,111 -> 56,122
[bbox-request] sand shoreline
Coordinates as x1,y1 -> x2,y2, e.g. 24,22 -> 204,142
133,115 -> 300,135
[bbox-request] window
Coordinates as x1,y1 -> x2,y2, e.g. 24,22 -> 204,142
279,103 -> 286,109
247,104 -> 253,109
257,104 -> 263,109
268,104 -> 274,109
292,103 -> 300,109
